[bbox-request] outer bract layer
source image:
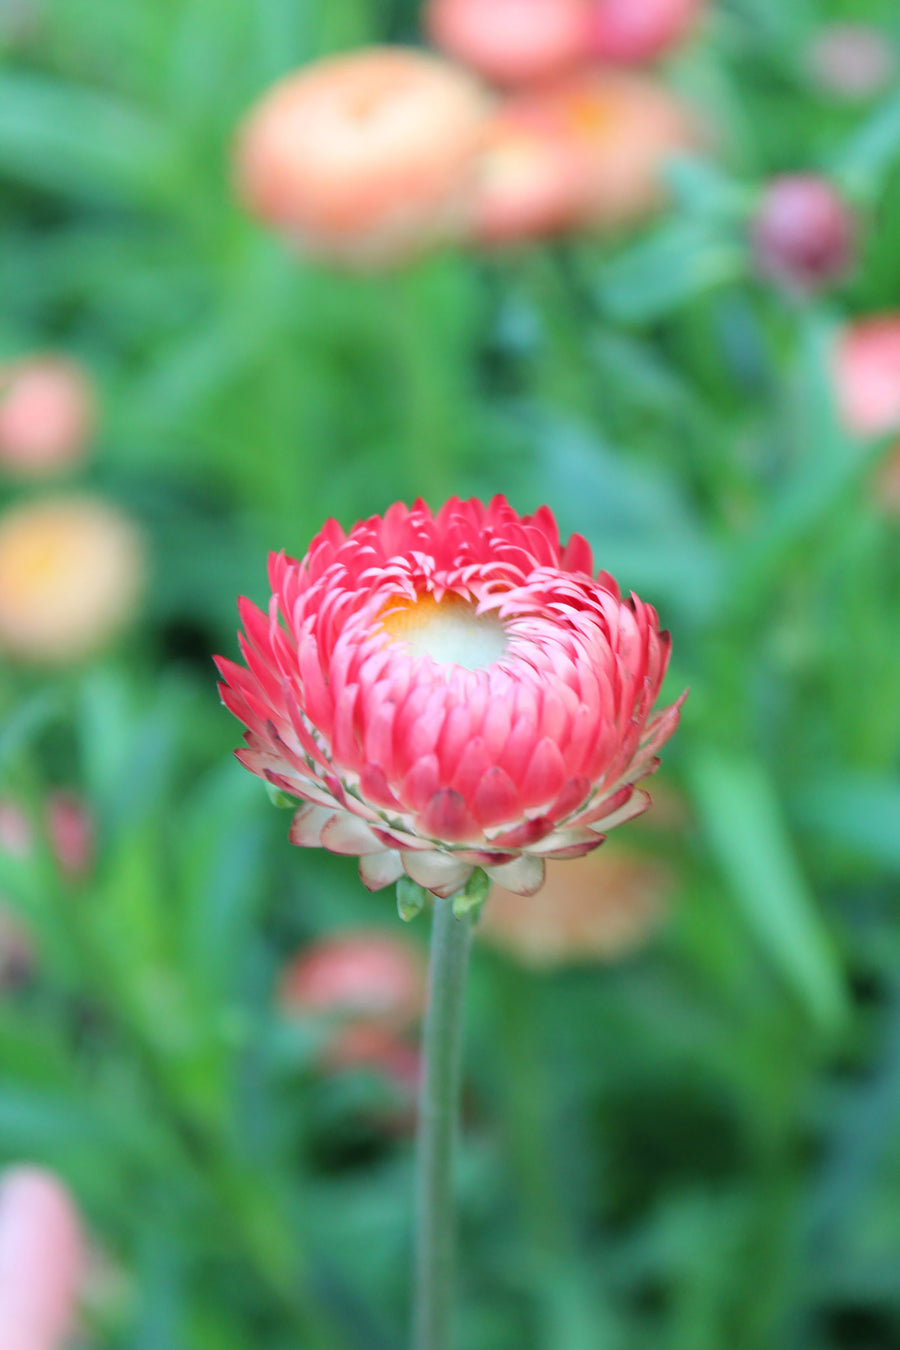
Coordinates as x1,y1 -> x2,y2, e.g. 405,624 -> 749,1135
234,47 -> 491,267
217,497 -> 684,898
425,0 -> 589,88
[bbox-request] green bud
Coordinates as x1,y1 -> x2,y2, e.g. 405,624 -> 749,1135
397,875 -> 428,923
451,868 -> 490,921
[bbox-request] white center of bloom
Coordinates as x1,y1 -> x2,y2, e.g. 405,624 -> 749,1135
380,593 -> 508,671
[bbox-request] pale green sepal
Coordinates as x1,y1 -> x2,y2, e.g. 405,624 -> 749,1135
397,876 -> 428,923
265,782 -> 296,809
451,868 -> 490,922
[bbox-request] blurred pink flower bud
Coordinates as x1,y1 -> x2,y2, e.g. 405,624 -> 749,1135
425,0 -> 589,87
234,48 -> 491,267
751,174 -> 855,294
0,357 -> 97,479
808,24 -> 896,101
470,100 -> 586,243
46,793 -> 94,881
834,315 -> 900,438
0,1166 -> 85,1350
480,840 -> 675,968
279,931 -> 427,1032
0,496 -> 144,664
585,0 -> 703,65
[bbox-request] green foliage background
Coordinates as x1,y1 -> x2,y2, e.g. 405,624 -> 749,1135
2,1 -> 900,1347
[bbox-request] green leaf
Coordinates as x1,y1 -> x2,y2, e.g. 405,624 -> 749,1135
597,219 -> 745,324
0,688 -> 61,771
689,745 -> 847,1033
794,774 -> 900,873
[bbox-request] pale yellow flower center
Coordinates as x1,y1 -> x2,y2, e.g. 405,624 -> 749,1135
379,593 -> 508,671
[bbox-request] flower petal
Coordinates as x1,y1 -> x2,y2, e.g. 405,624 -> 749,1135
401,849 -> 474,898
358,850 -> 405,891
485,854 -> 546,896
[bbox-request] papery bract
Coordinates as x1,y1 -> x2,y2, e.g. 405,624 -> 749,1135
217,497 -> 684,898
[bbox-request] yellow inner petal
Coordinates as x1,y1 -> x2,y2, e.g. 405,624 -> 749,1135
379,593 -> 508,671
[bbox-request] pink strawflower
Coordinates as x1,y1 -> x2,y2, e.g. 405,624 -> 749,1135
0,1166 -> 85,1350
218,498 -> 684,899
585,0 -> 703,65
279,931 -> 426,1030
0,356 -> 97,480
751,174 -> 855,295
425,0 -> 589,88
834,315 -> 900,439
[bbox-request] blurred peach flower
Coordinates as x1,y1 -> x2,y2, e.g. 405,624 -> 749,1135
0,1166 -> 85,1350
808,24 -> 895,101
751,174 -> 855,294
425,0 -> 588,88
0,357 -> 97,479
479,840 -> 674,967
0,496 -> 144,664
505,71 -> 698,233
470,100 -> 586,244
586,0 -> 703,65
234,48 -> 491,267
279,931 -> 426,1032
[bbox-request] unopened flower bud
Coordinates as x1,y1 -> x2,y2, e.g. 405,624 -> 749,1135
0,356 -> 97,479
585,0 -> 702,65
425,0 -> 588,87
808,24 -> 895,101
751,174 -> 855,294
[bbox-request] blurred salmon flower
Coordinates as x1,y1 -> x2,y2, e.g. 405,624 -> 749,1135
279,931 -> 426,1031
217,497 -> 684,899
480,840 -> 674,966
425,0 -> 588,88
586,0 -> 703,65
532,71 -> 699,232
0,1166 -> 85,1350
234,48 -> 490,267
470,99 -> 587,244
0,496 -> 144,664
751,174 -> 855,294
0,356 -> 97,479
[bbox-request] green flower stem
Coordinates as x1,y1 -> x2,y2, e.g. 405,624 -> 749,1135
413,894 -> 475,1350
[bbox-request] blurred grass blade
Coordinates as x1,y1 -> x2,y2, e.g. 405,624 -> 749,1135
0,688 -> 61,773
833,92 -> 900,202
0,72 -> 179,206
689,745 -> 847,1032
794,774 -> 900,874
596,219 -> 744,323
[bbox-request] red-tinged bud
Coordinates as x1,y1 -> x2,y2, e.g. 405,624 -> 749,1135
751,174 -> 855,294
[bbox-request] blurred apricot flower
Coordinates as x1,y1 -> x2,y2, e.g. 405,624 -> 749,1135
526,71 -> 699,232
585,0 -> 703,65
480,840 -> 674,967
0,356 -> 97,479
218,497 -> 684,900
470,99 -> 587,244
0,496 -> 144,664
0,1166 -> 85,1350
234,48 -> 490,267
425,0 -> 588,88
279,931 -> 426,1031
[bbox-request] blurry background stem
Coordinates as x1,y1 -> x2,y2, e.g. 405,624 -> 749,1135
413,896 -> 474,1350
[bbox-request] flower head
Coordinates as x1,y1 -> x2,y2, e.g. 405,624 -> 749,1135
425,0 -> 589,88
234,48 -> 490,267
0,1166 -> 85,1350
279,931 -> 426,1031
480,838 -> 675,967
217,498 -> 684,899
751,174 -> 855,295
0,355 -> 97,479
585,0 -> 703,65
0,496 -> 144,664
834,314 -> 900,438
